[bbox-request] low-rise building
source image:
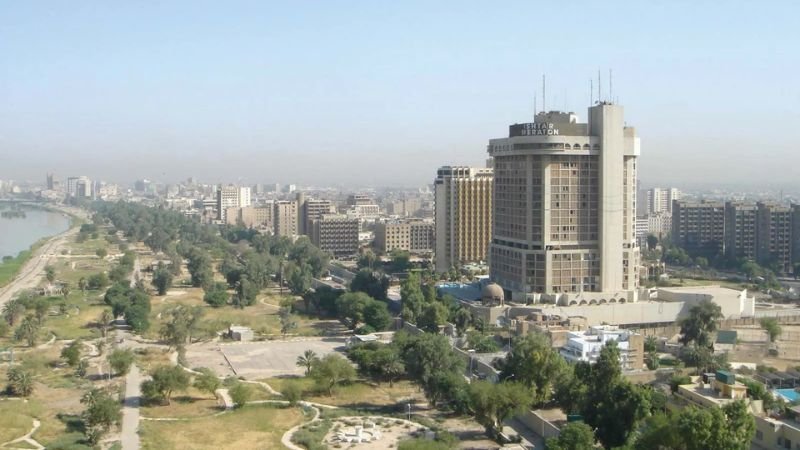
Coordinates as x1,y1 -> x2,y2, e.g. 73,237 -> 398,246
374,220 -> 434,254
559,325 -> 644,370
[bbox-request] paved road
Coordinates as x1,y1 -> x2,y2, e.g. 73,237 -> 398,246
119,257 -> 144,450
0,227 -> 79,307
119,328 -> 142,450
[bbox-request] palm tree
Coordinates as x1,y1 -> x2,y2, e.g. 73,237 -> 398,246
15,315 -> 41,347
78,277 -> 87,292
7,367 -> 34,397
99,310 -> 113,337
296,350 -> 318,375
2,299 -> 25,326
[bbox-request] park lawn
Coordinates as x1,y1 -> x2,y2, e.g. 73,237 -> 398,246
263,377 -> 421,408
136,347 -> 174,372
140,403 -> 303,450
141,386 -> 221,419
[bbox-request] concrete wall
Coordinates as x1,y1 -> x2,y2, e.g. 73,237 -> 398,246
517,410 -> 561,440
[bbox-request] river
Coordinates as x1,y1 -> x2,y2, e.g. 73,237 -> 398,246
0,205 -> 72,259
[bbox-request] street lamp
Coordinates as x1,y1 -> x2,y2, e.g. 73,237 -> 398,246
468,349 -> 476,378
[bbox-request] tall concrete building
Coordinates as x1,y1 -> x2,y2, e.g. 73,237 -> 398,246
793,205 -> 800,273
300,198 -> 336,236
724,202 -> 758,261
311,214 -> 360,257
216,185 -> 251,221
273,200 -> 299,237
646,187 -> 680,214
66,176 -> 92,198
672,200 -> 725,258
434,166 -> 493,272
487,104 -> 640,304
756,202 -> 793,273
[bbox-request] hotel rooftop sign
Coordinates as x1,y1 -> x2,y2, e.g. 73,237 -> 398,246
509,122 -> 560,137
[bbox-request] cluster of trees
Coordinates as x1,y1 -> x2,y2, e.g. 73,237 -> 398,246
104,282 -> 151,332
400,272 -> 454,331
81,388 -> 122,445
1,289 -> 67,347
677,299 -> 729,373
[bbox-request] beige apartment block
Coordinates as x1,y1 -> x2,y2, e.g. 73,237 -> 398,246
274,200 -> 298,237
434,166 -> 493,272
225,206 -> 272,229
375,220 -> 434,254
487,104 -> 640,303
311,214 -> 360,257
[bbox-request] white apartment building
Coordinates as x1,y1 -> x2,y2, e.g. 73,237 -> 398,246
560,325 -> 643,370
216,185 -> 251,221
646,187 -> 680,215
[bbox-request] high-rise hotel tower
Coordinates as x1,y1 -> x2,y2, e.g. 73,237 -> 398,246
488,103 -> 640,304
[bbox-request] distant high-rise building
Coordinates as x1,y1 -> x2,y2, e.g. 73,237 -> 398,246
274,200 -> 299,237
646,188 -> 680,215
66,176 -> 92,198
671,200 -> 725,258
300,198 -> 336,236
46,173 -> 54,190
756,202 -> 793,273
216,185 -> 251,221
434,166 -> 493,272
724,202 -> 758,261
487,104 -> 640,303
311,214 -> 360,257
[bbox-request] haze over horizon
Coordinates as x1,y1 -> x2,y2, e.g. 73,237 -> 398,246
1,1 -> 798,188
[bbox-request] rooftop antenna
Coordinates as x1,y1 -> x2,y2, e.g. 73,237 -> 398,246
534,93 -> 537,119
609,69 -> 613,104
590,78 -> 594,105
542,74 -> 546,113
598,70 -> 602,103
563,89 -> 567,112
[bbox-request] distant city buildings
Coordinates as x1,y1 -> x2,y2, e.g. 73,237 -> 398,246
646,187 -> 680,215
216,185 -> 251,221
487,104 -> 640,303
671,200 -> 726,258
273,200 -> 298,237
434,166 -> 493,272
66,176 -> 93,198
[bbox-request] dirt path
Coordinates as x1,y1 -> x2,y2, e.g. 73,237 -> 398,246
0,418 -> 45,449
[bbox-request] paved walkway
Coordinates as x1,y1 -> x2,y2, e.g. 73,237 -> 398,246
120,258 -> 144,450
0,418 -> 45,450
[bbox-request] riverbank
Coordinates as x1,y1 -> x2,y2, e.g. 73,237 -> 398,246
0,203 -> 87,297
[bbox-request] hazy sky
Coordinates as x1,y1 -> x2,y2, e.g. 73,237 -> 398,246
1,1 -> 798,189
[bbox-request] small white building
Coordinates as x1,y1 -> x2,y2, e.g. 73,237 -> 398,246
559,325 -> 644,370
228,325 -> 254,342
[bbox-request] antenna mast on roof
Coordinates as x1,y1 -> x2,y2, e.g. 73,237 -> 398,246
598,70 -> 602,103
590,78 -> 593,105
609,69 -> 613,104
542,74 -> 546,113
534,93 -> 537,119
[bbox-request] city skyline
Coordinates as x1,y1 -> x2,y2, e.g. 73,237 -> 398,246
2,2 -> 799,188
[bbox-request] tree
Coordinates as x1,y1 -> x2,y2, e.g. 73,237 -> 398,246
695,256 -> 709,269
296,350 -> 319,375
310,354 -> 356,395
45,265 -> 56,283
99,309 -> 114,337
494,333 -> 567,406
61,340 -> 82,367
232,275 -> 258,308
396,332 -> 464,405
469,381 -> 532,438
679,299 -> 723,348
646,234 -> 658,251
280,311 -> 298,337
81,388 -> 122,445
634,401 -> 754,450
644,335 -> 658,353
417,302 -> 448,333
283,380 -> 302,406
203,282 -> 230,307
389,249 -> 411,273
160,305 -> 204,348
96,248 -> 108,259
2,298 -> 25,326
15,315 -> 40,347
357,249 -> 379,270
152,265 -> 173,296
350,269 -> 389,301
87,272 -> 110,290
229,382 -> 252,408
141,365 -> 190,405
285,262 -> 312,296
193,368 -> 222,398
7,366 -> 34,397
186,248 -> 213,288
33,298 -> 49,325
545,422 -> 595,450
108,348 -> 135,376
363,299 -> 391,331
760,317 -> 782,343
335,292 -> 371,329
78,277 -> 87,292
400,273 -> 425,323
